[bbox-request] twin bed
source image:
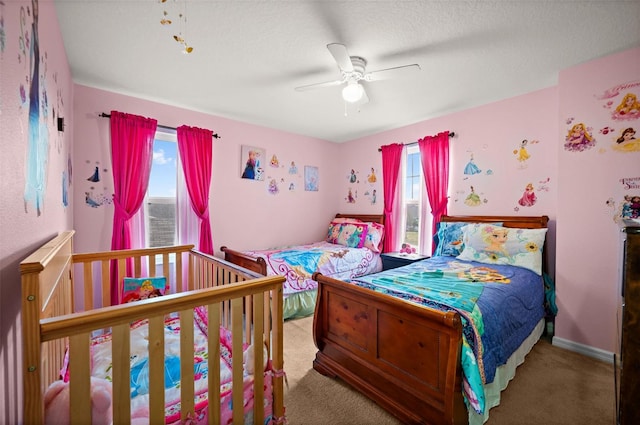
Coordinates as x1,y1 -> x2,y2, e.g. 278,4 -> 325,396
312,215 -> 550,425
221,213 -> 385,320
222,213 -> 551,425
21,231 -> 285,424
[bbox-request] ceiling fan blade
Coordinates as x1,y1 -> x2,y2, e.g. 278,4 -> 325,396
294,78 -> 345,92
327,43 -> 354,73
358,86 -> 370,105
364,63 -> 421,82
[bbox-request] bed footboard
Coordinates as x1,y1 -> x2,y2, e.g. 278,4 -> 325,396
221,246 -> 268,275
312,272 -> 467,425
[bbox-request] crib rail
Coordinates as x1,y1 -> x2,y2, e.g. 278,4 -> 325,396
72,244 -> 195,309
40,278 -> 284,425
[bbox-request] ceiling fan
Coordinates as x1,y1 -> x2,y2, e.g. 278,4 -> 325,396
295,43 -> 421,105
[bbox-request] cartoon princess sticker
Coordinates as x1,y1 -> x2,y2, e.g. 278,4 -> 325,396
464,186 -> 481,207
514,140 -> 531,168
612,93 -> 640,121
270,154 -> 279,168
367,167 -> 377,183
289,161 -> 298,174
612,127 -> 640,153
346,188 -> 356,203
85,190 -> 113,208
348,169 -> 358,183
87,166 -> 100,182
463,153 -> 481,175
518,183 -> 537,207
564,122 -> 596,152
267,178 -> 279,195
364,189 -> 377,205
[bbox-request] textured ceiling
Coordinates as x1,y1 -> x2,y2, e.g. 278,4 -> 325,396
54,0 -> 640,143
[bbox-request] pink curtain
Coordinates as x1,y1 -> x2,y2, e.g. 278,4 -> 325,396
418,131 -> 450,254
177,125 -> 214,255
109,111 -> 157,304
381,143 -> 404,253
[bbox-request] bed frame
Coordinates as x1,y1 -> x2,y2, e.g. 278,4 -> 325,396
21,230 -> 286,425
220,213 -> 386,276
312,215 -> 549,425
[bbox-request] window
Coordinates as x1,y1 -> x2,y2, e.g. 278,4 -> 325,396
146,130 -> 178,247
400,145 -> 432,253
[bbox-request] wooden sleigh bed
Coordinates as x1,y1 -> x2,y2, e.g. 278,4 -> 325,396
312,215 -> 550,425
21,230 -> 286,425
221,213 -> 385,320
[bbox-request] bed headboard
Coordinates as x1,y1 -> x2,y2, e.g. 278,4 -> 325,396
441,215 -> 548,229
334,213 -> 385,225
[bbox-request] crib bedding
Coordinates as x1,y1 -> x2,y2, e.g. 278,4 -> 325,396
350,255 -> 545,414
242,241 -> 382,297
83,309 -> 272,424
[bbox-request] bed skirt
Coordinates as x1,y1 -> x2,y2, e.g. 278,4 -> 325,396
284,289 -> 317,320
468,318 -> 545,425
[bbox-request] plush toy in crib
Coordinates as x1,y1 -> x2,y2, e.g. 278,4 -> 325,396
44,377 -> 113,425
44,377 -> 149,425
243,341 -> 269,374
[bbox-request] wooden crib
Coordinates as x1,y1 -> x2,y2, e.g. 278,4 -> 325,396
21,230 -> 286,424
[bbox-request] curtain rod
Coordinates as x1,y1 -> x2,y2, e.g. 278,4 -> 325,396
377,131 -> 455,152
99,113 -> 221,139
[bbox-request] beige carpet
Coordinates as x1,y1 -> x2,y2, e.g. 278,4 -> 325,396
283,315 -> 616,425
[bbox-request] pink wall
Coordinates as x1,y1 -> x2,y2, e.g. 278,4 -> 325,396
556,47 -> 640,354
338,87 -> 559,274
72,85 -> 342,255
0,1 -> 73,423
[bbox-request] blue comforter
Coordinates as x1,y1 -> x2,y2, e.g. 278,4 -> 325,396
351,255 -> 545,413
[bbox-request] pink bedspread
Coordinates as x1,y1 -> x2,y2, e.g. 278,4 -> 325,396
242,241 -> 382,296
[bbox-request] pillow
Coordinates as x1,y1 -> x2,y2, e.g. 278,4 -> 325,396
121,276 -> 168,304
363,221 -> 385,253
434,221 -> 503,257
326,221 -> 343,244
336,222 -> 369,248
327,218 -> 383,251
456,223 -> 548,275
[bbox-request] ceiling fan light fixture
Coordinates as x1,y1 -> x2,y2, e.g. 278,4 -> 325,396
342,81 -> 364,103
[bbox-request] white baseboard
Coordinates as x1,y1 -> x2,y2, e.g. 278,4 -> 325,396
551,336 -> 615,364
